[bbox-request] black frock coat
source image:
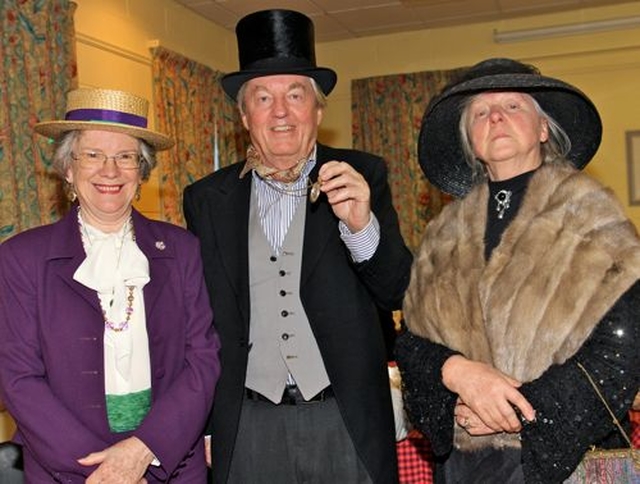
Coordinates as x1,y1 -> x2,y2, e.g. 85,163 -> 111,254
183,143 -> 412,483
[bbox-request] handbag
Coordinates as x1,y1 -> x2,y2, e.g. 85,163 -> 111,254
564,362 -> 640,484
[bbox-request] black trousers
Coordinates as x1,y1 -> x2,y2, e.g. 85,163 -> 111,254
227,393 -> 373,484
437,446 -> 525,484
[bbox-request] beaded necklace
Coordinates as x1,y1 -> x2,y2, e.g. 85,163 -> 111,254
78,209 -> 136,332
105,286 -> 135,332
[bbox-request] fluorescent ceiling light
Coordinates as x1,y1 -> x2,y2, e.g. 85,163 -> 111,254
494,16 -> 640,43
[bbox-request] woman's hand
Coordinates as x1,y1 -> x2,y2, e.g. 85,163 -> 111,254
454,400 -> 496,435
318,161 -> 371,233
79,436 -> 155,484
205,435 -> 212,467
443,355 -> 536,433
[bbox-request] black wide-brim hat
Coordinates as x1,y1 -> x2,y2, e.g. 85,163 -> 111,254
418,58 -> 602,198
221,9 -> 337,101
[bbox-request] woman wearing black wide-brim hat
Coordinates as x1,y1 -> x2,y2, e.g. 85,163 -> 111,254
395,58 -> 640,483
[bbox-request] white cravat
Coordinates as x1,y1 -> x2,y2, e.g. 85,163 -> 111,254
74,218 -> 151,391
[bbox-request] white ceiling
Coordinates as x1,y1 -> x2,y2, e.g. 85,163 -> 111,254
173,0 -> 633,42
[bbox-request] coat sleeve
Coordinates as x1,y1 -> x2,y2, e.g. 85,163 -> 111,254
350,153 -> 413,311
519,280 -> 640,483
0,237 -> 110,481
395,329 -> 461,455
133,233 -> 221,479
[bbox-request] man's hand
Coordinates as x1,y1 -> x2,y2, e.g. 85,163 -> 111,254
318,161 -> 371,233
79,436 -> 155,484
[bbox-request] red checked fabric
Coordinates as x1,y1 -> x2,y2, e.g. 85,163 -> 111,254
397,430 -> 434,484
631,410 -> 640,449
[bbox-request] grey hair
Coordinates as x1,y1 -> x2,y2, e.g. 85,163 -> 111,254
459,93 -> 572,184
52,130 -> 157,181
236,76 -> 327,115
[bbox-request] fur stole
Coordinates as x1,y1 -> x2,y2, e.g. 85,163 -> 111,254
403,162 -> 640,450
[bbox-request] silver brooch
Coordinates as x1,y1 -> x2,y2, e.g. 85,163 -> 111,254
494,189 -> 512,220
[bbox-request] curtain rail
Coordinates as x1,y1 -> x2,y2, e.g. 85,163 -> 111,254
76,32 -> 152,66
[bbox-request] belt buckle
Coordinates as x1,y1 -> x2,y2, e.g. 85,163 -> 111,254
283,385 -> 301,405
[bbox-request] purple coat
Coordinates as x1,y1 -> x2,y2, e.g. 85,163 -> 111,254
0,208 -> 221,483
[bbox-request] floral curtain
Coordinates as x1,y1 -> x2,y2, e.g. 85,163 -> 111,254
0,0 -> 77,242
352,67 -> 467,251
151,46 -> 248,226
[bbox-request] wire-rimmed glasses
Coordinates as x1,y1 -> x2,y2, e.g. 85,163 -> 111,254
72,150 -> 142,170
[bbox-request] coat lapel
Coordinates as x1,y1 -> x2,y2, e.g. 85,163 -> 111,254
49,207 -> 103,316
301,144 -> 337,286
209,168 -> 252,326
131,211 -> 170,321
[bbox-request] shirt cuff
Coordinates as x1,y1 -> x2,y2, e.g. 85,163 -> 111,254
339,214 -> 380,263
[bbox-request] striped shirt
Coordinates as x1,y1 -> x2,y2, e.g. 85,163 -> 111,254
252,148 -> 380,261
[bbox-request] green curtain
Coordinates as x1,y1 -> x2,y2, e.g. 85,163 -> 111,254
151,46 -> 248,226
351,67 -> 466,251
0,0 -> 78,242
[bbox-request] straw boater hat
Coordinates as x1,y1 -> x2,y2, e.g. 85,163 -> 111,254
34,88 -> 174,151
418,58 -> 602,198
221,9 -> 337,101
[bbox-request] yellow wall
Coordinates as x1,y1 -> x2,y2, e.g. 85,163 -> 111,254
2,0 -> 640,442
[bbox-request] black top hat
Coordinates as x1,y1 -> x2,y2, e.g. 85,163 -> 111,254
221,9 -> 337,101
418,58 -> 602,198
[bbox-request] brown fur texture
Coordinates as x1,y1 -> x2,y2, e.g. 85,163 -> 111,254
403,162 -> 640,450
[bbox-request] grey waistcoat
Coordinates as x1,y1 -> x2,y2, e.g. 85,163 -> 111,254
245,191 -> 330,403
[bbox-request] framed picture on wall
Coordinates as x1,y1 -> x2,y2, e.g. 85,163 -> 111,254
626,131 -> 640,205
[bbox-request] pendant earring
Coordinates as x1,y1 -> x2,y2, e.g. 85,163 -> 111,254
66,182 -> 77,202
135,184 -> 142,201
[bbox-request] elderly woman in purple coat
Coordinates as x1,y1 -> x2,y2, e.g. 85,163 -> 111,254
0,88 -> 220,483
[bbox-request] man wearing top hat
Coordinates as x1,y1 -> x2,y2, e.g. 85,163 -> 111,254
183,8 -> 412,484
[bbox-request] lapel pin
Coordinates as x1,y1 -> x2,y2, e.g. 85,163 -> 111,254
155,241 -> 166,250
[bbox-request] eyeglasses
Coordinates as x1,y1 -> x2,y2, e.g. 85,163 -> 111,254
72,150 -> 142,170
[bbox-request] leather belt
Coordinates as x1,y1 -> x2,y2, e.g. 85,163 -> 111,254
245,385 -> 333,405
